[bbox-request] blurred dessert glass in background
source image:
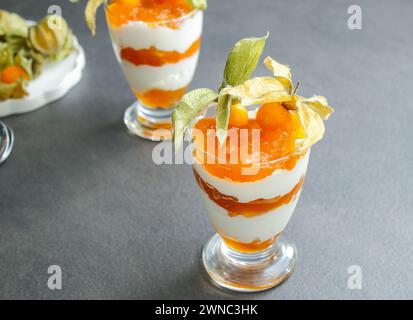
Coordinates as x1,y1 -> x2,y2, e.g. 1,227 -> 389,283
105,0 -> 203,140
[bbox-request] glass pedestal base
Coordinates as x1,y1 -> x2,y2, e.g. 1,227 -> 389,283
202,233 -> 296,292
0,121 -> 14,165
123,101 -> 173,141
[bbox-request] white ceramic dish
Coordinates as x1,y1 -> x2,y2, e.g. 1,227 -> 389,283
0,32 -> 85,118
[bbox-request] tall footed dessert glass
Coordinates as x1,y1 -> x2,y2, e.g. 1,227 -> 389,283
173,35 -> 333,292
85,0 -> 206,141
190,104 -> 310,291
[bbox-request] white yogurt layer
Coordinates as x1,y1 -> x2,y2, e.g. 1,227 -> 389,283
193,151 -> 310,203
120,53 -> 199,92
107,11 -> 203,53
201,192 -> 301,244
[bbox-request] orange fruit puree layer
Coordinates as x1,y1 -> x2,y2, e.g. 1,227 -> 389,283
120,37 -> 201,67
194,169 -> 304,217
193,103 -> 304,182
106,0 -> 193,28
135,86 -> 188,108
221,234 -> 280,254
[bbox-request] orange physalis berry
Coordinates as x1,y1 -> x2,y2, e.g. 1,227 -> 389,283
228,104 -> 249,127
1,65 -> 29,84
256,102 -> 291,129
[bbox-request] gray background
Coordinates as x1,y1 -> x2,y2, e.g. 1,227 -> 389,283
0,0 -> 412,299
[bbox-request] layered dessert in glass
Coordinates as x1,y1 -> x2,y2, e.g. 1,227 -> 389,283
192,106 -> 310,255
88,0 -> 204,140
173,34 -> 333,292
190,103 -> 311,291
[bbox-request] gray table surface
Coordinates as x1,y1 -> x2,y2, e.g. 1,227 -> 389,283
0,0 -> 412,300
